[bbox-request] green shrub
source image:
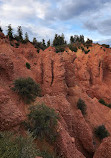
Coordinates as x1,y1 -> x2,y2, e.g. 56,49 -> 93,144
77,98 -> 87,115
81,46 -> 85,52
84,50 -> 90,54
81,46 -> 90,54
15,42 -> 20,48
95,125 -> 110,140
0,132 -> 39,158
102,44 -> 110,48
55,45 -> 65,53
37,49 -> 40,53
10,42 -> 14,47
99,99 -> 106,106
26,62 -> 31,69
26,103 -> 59,142
69,45 -> 78,52
85,38 -> 93,47
98,99 -> 111,108
12,77 -> 41,104
108,104 -> 111,108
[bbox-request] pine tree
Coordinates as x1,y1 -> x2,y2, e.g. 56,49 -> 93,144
53,34 -> 58,46
24,32 -> 29,43
0,26 -> 3,32
42,39 -> 46,47
80,35 -> 85,43
33,37 -> 37,45
17,26 -> 23,42
7,24 -> 13,40
70,36 -> 74,44
53,34 -> 65,46
47,39 -> 50,47
86,38 -> 93,45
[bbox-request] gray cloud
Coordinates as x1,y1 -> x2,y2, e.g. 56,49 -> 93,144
84,22 -> 98,31
58,0 -> 97,20
46,0 -> 110,21
84,17 -> 111,36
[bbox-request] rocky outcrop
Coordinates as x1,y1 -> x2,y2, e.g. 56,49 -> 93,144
36,49 -> 68,95
36,94 -> 94,157
74,45 -> 111,102
0,53 -> 14,81
57,122 -> 85,158
94,137 -> 111,158
0,88 -> 25,130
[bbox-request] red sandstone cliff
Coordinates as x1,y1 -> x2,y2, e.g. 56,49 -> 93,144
0,34 -> 111,157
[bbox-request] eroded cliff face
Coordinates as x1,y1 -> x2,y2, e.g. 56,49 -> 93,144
0,35 -> 111,157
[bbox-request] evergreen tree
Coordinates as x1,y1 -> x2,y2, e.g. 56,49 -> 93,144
53,34 -> 58,46
17,26 -> 23,42
0,26 -> 3,32
70,35 -> 85,44
33,37 -> 37,46
24,32 -> 29,43
32,38 -> 45,50
61,33 -> 65,44
85,38 -> 93,45
7,24 -> 13,40
42,39 -> 46,47
80,35 -> 85,43
70,36 -> 74,44
47,39 -> 50,47
64,40 -> 67,45
73,35 -> 79,43
53,33 -> 65,46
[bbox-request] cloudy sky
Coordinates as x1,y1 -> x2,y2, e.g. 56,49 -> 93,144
0,0 -> 111,44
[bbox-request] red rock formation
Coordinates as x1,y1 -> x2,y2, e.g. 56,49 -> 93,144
36,94 -> 94,157
0,88 -> 25,130
1,36 -> 111,157
57,122 -> 85,158
94,137 -> 111,158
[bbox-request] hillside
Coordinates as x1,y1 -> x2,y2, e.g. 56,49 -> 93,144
1,32 -> 111,158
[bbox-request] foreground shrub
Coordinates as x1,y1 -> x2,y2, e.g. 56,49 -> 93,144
95,125 -> 110,140
26,62 -> 31,69
0,132 -> 39,158
12,77 -> 41,104
26,103 -> 59,142
77,98 -> 87,115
